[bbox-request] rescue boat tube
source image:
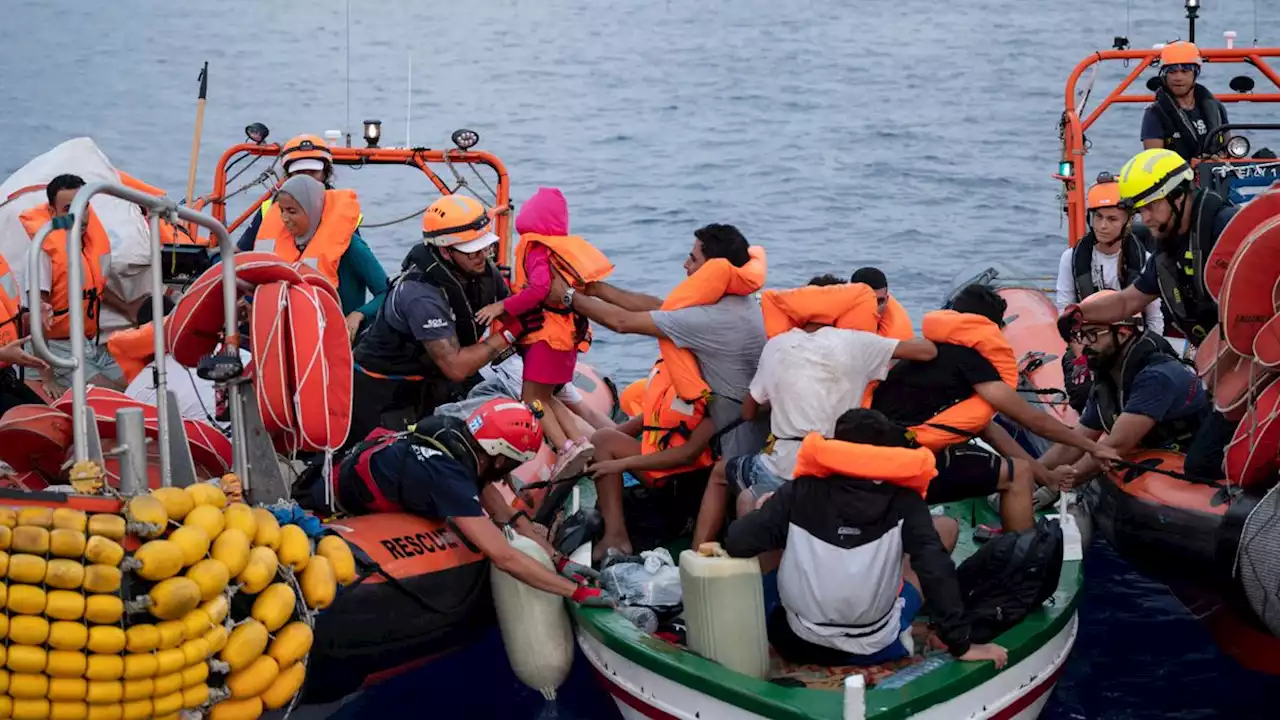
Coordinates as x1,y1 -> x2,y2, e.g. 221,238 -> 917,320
568,362 -> 619,419
303,513 -> 494,703
998,287 -> 1079,425
1089,449 -> 1256,591
0,405 -> 72,477
1224,376 -> 1280,490
1205,180 -> 1280,301
491,532 -> 574,699
52,386 -> 233,477
166,252 -> 304,367
1219,215 -> 1280,360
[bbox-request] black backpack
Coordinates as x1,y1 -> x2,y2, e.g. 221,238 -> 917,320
956,517 -> 1064,643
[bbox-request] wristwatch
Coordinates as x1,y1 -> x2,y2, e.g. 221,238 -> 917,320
561,286 -> 576,308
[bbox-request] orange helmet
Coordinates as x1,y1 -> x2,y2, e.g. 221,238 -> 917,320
1086,172 -> 1123,211
422,195 -> 498,253
280,134 -> 332,175
1160,41 -> 1202,73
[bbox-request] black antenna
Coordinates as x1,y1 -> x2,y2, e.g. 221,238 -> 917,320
1186,0 -> 1200,44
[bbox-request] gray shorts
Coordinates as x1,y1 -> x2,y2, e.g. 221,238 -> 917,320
26,339 -> 124,387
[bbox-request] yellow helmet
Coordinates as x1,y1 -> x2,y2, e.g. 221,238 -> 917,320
1117,148 -> 1194,210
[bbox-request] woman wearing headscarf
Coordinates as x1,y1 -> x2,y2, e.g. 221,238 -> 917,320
258,175 -> 388,341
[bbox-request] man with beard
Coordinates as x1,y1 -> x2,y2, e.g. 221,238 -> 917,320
1140,41 -> 1228,162
1045,290 -> 1215,484
349,195 -> 536,442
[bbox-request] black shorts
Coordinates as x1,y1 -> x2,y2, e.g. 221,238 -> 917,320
925,443 -> 1010,505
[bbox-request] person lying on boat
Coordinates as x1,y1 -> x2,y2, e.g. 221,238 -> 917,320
724,408 -> 1008,669
474,188 -> 615,486
850,266 -> 914,340
1055,174 -> 1164,412
690,274 -> 938,549
312,398 -> 614,607
1141,41 -> 1228,162
244,173 -> 387,342
1069,147 -> 1234,348
869,285 -> 1120,533
348,195 -> 524,444
1045,293 -> 1221,484
19,174 -> 149,396
556,224 -> 771,560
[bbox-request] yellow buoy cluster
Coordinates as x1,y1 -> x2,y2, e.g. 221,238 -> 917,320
0,481 -> 356,719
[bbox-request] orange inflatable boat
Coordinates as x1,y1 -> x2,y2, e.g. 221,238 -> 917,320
998,286 -> 1079,426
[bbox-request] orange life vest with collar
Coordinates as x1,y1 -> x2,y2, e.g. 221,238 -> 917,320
20,204 -> 112,340
659,246 -> 767,402
0,254 -> 22,348
878,295 -> 914,341
638,360 -> 713,483
908,310 -> 1018,451
514,233 -> 614,353
255,189 -> 361,289
106,321 -> 161,385
760,283 -> 878,339
792,433 -> 937,497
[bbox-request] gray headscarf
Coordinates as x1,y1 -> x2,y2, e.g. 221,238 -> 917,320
277,174 -> 327,248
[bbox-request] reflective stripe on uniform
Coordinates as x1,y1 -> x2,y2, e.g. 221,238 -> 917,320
0,272 -> 17,299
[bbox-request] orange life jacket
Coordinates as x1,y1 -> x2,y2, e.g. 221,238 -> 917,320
20,204 -> 112,340
514,233 -> 614,353
760,283 -> 878,339
0,254 -> 22,348
255,189 -> 361,289
792,433 -> 937,497
660,246 -> 768,401
638,360 -> 713,483
908,310 -> 1018,451
619,377 -> 647,417
106,321 -> 162,385
878,295 -> 914,341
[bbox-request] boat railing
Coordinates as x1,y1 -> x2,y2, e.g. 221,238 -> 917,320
1059,45 -> 1280,243
25,181 -> 248,491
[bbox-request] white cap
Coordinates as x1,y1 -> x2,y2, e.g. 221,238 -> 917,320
286,158 -> 326,174
451,231 -> 499,254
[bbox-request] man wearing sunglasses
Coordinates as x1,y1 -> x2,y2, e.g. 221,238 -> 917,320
1140,41 -> 1228,162
1046,290 -> 1214,485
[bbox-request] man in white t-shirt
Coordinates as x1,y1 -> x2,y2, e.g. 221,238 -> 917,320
690,275 -> 938,548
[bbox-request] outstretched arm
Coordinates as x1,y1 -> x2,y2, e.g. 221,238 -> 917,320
1075,284 -> 1157,325
973,381 -> 1117,463
586,281 -> 663,312
1067,412 -> 1155,483
569,291 -> 665,338
424,334 -> 509,383
453,516 -> 579,598
892,338 -> 936,362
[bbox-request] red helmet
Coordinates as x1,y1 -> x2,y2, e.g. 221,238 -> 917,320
466,399 -> 542,463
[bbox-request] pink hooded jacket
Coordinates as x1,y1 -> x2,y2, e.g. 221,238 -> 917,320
504,188 -> 570,316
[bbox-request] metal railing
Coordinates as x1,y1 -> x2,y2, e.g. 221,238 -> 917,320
25,181 -> 248,485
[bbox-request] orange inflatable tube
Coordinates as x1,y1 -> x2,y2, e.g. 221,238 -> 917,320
998,287 -> 1078,425
660,246 -> 767,401
1106,449 -> 1228,516
1204,180 -> 1280,302
760,283 -> 878,339
791,433 -> 937,498
1219,215 -> 1280,362
909,310 -> 1017,451
0,405 -> 73,478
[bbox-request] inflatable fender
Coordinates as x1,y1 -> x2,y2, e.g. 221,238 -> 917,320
1220,215 -> 1280,360
490,532 -> 573,699
0,405 -> 72,477
1205,180 -> 1280,302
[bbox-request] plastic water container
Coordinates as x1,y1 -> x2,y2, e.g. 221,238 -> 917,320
679,544 -> 770,678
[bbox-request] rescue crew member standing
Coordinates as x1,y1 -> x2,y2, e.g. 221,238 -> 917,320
349,195 -> 530,441
20,174 -> 143,394
322,399 -> 613,606
1049,291 -> 1220,481
249,174 -> 387,342
1141,41 -> 1228,161
1055,173 -> 1163,411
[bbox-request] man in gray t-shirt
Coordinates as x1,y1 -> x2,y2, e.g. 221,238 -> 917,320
554,223 -> 768,560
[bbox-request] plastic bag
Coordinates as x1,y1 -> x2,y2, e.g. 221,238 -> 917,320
601,548 -> 682,609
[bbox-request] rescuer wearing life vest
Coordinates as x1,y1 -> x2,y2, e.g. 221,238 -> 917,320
1046,291 -> 1221,484
690,274 -> 939,550
248,174 -> 387,341
725,408 -> 1008,669
870,285 -> 1120,532
1055,173 -> 1163,411
1140,41 -> 1229,162
319,399 -> 614,606
237,134 -> 339,248
558,224 -> 770,561
19,174 -> 147,396
348,195 -> 529,442
0,250 -> 49,412
850,267 -> 915,341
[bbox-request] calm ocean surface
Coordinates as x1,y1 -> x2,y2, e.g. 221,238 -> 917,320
4,0 -> 1280,716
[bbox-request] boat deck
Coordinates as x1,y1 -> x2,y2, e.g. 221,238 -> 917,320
571,494 -> 1083,719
